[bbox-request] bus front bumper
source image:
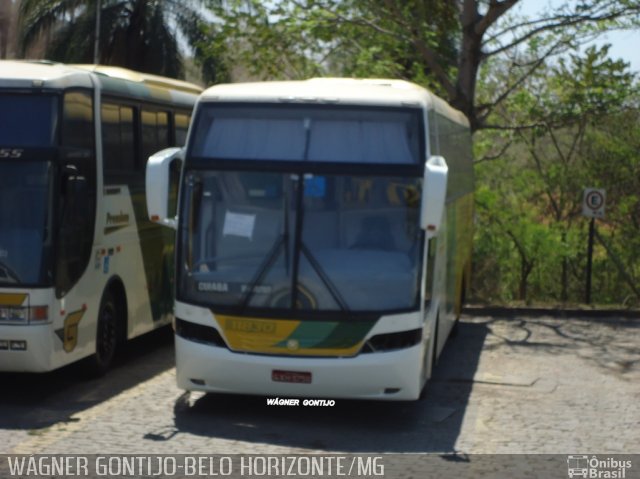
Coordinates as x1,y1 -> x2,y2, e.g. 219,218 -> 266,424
175,335 -> 424,401
0,324 -> 52,372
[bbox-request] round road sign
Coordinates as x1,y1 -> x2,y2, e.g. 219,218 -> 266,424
582,188 -> 606,218
585,190 -> 604,210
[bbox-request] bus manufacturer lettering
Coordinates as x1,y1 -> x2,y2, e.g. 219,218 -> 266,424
197,281 -> 229,292
0,148 -> 23,158
106,211 -> 130,225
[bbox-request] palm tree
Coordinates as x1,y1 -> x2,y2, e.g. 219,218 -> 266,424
18,0 -> 220,80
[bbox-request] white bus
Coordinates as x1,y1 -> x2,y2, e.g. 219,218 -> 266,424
0,61 -> 201,374
147,78 -> 474,400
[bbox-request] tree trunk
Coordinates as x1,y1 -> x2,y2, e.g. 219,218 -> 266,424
454,1 -> 483,131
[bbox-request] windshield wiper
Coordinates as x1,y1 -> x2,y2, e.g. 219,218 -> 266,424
239,175 -> 292,309
239,235 -> 285,310
0,260 -> 20,283
300,243 -> 349,312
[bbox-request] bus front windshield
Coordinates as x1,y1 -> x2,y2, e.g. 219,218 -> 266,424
0,94 -> 58,146
0,93 -> 58,285
0,161 -> 53,285
179,171 -> 422,314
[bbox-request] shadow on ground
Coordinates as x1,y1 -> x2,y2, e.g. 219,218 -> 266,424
171,320 -> 489,453
0,326 -> 174,430
479,315 -> 640,377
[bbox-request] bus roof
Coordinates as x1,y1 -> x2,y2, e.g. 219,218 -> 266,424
0,60 -> 202,107
73,64 -> 203,95
0,60 -> 94,89
200,78 -> 469,127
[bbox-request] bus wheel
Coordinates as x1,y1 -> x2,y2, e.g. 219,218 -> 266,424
86,291 -> 120,376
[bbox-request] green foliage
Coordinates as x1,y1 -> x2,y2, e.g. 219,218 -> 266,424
207,0 -> 640,130
473,44 -> 640,306
208,0 -> 459,93
546,46 -> 635,122
18,0 -> 224,80
473,147 -> 570,302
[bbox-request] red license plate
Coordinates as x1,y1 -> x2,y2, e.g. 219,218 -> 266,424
272,370 -> 312,384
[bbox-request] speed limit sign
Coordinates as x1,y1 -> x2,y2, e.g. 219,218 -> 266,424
582,188 -> 606,218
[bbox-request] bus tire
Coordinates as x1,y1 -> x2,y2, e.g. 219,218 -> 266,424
85,290 -> 120,376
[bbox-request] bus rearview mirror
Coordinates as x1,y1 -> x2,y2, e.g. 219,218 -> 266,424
421,155 -> 448,237
146,147 -> 184,229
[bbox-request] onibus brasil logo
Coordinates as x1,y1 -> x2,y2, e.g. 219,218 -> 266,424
567,455 -> 632,478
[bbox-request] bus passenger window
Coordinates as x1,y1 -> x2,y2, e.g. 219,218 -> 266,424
101,103 -> 136,173
61,91 -> 94,151
142,110 -> 170,163
175,113 -> 190,146
120,106 -> 135,170
157,111 -> 169,150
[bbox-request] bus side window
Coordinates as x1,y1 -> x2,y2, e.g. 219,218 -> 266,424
102,103 -> 136,173
157,112 -> 169,151
56,90 -> 96,297
142,109 -> 170,165
174,113 -> 190,146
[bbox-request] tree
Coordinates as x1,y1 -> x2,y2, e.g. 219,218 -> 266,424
473,45 -> 639,304
210,0 -> 640,130
18,0 -> 225,80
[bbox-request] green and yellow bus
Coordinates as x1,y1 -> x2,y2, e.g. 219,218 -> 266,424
147,78 -> 473,400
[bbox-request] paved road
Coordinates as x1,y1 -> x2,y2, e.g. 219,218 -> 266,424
0,314 -> 638,455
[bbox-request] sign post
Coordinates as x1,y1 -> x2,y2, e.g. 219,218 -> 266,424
582,188 -> 606,304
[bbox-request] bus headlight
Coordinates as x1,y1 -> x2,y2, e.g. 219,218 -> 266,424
0,306 -> 28,323
0,306 -> 49,324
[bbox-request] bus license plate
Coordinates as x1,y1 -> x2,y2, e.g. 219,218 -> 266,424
272,370 -> 312,384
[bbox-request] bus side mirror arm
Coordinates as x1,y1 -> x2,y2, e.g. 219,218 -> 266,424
146,147 -> 184,229
421,155 -> 448,238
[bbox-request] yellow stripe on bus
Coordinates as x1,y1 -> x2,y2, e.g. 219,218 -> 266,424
215,315 -> 364,357
0,293 -> 28,306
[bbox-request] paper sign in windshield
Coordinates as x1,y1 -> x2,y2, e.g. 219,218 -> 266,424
223,211 -> 256,239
